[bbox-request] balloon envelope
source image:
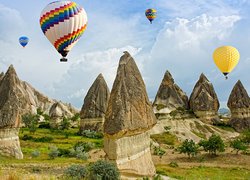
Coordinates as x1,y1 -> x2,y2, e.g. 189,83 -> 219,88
145,9 -> 157,24
213,46 -> 240,78
19,36 -> 29,47
40,1 -> 87,61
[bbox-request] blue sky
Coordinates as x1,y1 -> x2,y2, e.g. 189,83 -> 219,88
0,0 -> 249,109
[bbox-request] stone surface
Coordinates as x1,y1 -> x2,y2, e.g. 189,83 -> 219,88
80,74 -> 110,132
104,51 -> 156,178
228,80 -> 250,132
104,51 -> 156,136
0,72 -> 4,82
49,101 -> 78,128
189,73 -> 220,123
153,70 -> 188,114
0,65 -> 78,158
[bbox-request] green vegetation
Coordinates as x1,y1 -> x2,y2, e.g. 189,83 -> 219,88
178,139 -> 199,158
64,164 -> 87,179
156,104 -> 167,111
153,146 -> 166,159
88,160 -> 120,180
191,130 -> 206,139
230,139 -> 248,154
80,130 -> 104,139
22,113 -> 39,133
199,134 -> 225,155
156,165 -> 250,180
151,132 -> 179,146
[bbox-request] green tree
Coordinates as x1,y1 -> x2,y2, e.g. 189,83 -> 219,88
199,134 -> 225,155
178,139 -> 199,158
59,117 -> 70,130
22,113 -> 39,134
230,139 -> 248,154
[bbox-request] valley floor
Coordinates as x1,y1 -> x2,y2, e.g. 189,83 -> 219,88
0,128 -> 249,180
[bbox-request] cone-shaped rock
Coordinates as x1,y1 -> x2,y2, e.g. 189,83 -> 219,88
0,72 -> 4,82
153,70 -> 188,114
0,65 -> 23,159
104,51 -> 156,178
189,73 -> 220,123
228,80 -> 250,132
80,73 -> 110,132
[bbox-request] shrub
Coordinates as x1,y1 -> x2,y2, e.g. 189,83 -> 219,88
38,122 -> 50,129
64,164 -> 87,180
178,139 -> 199,158
21,134 -> 33,141
36,108 -> 44,115
69,147 -> 89,160
58,148 -> 71,157
230,139 -> 248,154
169,161 -> 179,168
48,146 -> 59,159
153,146 -> 166,159
81,130 -> 104,139
74,142 -> 94,152
88,160 -> 119,180
59,117 -> 71,130
34,136 -> 53,142
22,113 -> 39,134
198,134 -> 225,155
241,130 -> 250,144
31,150 -> 40,158
71,113 -> 80,122
156,104 -> 166,111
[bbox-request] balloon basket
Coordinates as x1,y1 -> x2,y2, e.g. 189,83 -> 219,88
60,58 -> 68,62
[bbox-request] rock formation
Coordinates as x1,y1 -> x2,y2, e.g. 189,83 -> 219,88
80,74 -> 110,132
104,51 -> 156,178
0,65 -> 23,159
0,65 -> 78,158
189,73 -> 220,123
153,70 -> 188,115
49,101 -> 79,128
228,80 -> 250,132
0,72 -> 4,82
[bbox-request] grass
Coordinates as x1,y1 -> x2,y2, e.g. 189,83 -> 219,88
151,132 -> 179,146
156,165 -> 250,180
191,131 -> 206,139
0,128 -> 103,165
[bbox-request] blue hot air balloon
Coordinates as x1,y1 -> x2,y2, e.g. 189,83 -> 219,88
19,36 -> 29,48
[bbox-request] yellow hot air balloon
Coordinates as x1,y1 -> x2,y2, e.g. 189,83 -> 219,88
213,46 -> 240,79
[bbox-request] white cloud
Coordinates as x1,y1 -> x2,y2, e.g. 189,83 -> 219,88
144,14 -> 241,102
50,46 -> 141,108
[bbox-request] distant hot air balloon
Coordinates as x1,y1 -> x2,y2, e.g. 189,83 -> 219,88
145,9 -> 157,24
213,46 -> 240,79
19,36 -> 29,48
40,1 -> 88,62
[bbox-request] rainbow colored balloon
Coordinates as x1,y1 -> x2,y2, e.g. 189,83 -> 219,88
40,1 -> 88,62
145,9 -> 157,24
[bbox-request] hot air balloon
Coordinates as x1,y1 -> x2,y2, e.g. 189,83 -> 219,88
19,36 -> 29,48
145,9 -> 157,24
40,1 -> 88,62
213,46 -> 240,79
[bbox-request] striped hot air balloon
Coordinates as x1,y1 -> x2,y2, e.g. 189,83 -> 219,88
40,1 -> 88,62
145,9 -> 157,24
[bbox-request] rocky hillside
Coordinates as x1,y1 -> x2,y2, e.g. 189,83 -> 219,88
0,65 -> 78,120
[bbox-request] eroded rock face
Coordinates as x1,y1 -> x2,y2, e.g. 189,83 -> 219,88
0,72 -> 4,82
153,70 -> 188,114
104,51 -> 156,178
49,101 -> 78,128
228,80 -> 250,132
189,73 -> 220,123
80,74 -> 110,132
0,65 -> 23,158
